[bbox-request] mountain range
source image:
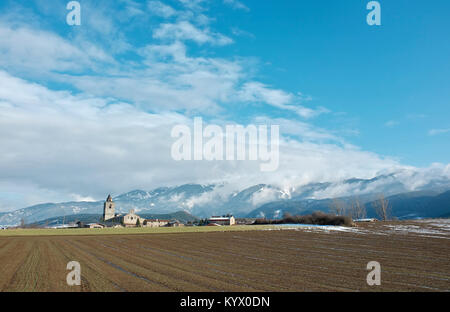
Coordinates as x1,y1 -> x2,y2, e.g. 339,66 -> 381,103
1,170 -> 450,226
248,190 -> 450,219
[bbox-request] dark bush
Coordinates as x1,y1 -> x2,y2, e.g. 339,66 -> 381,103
253,211 -> 352,227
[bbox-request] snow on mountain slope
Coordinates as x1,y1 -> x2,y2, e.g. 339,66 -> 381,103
1,170 -> 449,226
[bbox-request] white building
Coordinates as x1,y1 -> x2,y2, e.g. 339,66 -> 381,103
208,216 -> 236,226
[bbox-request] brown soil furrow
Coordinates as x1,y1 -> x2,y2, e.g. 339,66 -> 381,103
0,223 -> 448,292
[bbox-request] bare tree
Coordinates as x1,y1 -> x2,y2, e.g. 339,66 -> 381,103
20,218 -> 25,228
375,194 -> 391,221
329,199 -> 346,216
349,197 -> 366,220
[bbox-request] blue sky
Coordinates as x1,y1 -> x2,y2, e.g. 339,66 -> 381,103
0,0 -> 449,210
213,0 -> 450,166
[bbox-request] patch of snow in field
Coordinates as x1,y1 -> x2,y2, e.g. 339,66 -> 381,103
417,219 -> 450,224
415,219 -> 450,232
273,224 -> 361,234
383,224 -> 450,237
260,220 -> 450,238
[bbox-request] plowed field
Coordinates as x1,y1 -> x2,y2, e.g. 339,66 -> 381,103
0,221 -> 449,291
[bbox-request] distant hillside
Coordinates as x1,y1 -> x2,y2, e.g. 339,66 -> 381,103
247,190 -> 450,220
246,199 -> 331,219
0,183 -> 285,225
365,190 -> 450,219
1,172 -> 450,226
33,211 -> 198,227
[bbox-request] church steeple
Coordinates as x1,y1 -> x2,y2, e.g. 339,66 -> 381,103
103,194 -> 115,221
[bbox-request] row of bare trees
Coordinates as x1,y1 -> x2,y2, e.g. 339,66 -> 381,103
329,194 -> 391,221
374,194 -> 391,221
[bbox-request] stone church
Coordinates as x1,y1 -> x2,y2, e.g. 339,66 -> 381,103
102,195 -> 144,227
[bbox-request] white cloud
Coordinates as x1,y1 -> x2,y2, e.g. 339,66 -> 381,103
70,194 -> 97,202
0,22 -> 113,74
153,21 -> 233,45
178,0 -> 206,11
239,82 -> 293,107
50,40 -> 245,113
253,117 -> 339,142
0,71 -> 411,211
250,187 -> 281,207
223,0 -> 250,11
238,82 -> 329,118
384,120 -> 399,128
429,128 -> 450,136
148,1 -> 177,18
231,27 -> 255,38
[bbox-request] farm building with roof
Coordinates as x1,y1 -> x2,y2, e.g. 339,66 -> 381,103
208,216 -> 236,226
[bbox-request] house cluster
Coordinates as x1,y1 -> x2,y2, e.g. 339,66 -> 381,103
76,195 -> 237,229
78,195 -> 184,228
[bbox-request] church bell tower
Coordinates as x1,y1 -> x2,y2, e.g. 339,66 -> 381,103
103,194 -> 115,221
